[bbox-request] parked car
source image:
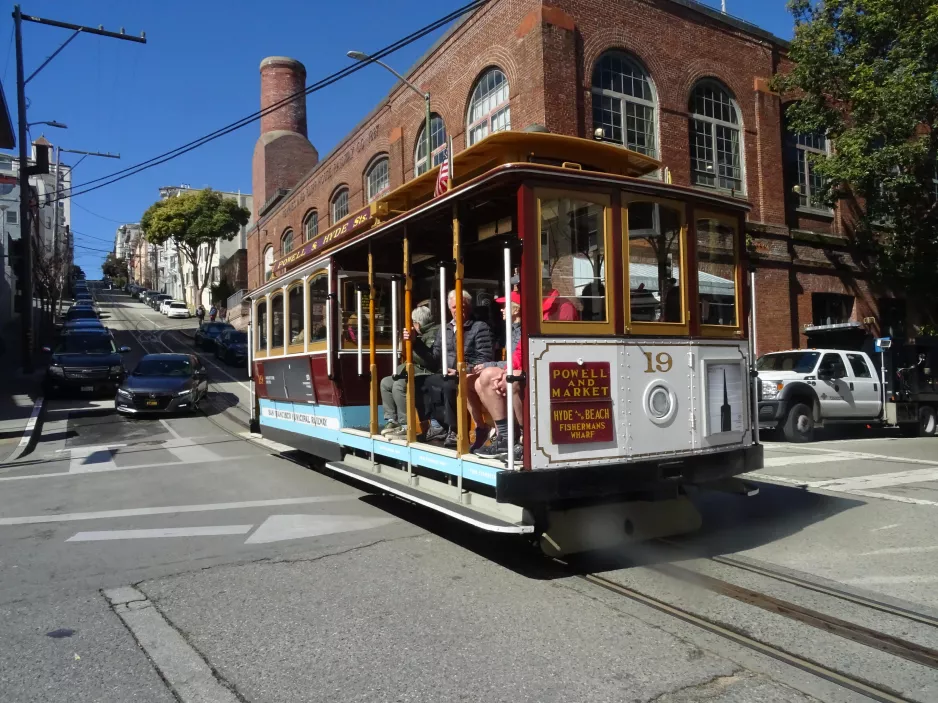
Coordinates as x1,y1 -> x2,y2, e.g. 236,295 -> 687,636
214,329 -> 248,365
194,322 -> 234,350
42,330 -> 130,397
757,347 -> 938,441
159,299 -> 175,315
166,302 -> 190,319
65,306 -> 99,322
115,353 -> 208,415
151,294 -> 171,310
62,319 -> 112,337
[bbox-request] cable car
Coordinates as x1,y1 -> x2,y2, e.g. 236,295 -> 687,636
246,131 -> 763,556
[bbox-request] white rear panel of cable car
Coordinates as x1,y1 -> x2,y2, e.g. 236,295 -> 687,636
527,338 -> 751,470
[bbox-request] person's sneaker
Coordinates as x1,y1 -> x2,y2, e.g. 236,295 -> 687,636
475,435 -> 509,458
510,443 -> 523,464
443,430 -> 458,448
380,420 -> 402,436
423,424 -> 447,442
388,425 -> 408,438
469,425 -> 491,453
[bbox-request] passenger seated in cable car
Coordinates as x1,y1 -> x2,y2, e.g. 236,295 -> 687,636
404,289 -> 493,448
471,291 -> 523,459
379,305 -> 439,437
541,269 -> 580,321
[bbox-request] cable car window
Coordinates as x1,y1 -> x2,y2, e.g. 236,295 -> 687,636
308,271 -> 328,346
337,273 -> 394,348
256,300 -> 268,350
627,201 -> 684,324
539,197 -> 605,323
696,217 -> 738,327
271,293 -> 284,349
288,285 -> 304,346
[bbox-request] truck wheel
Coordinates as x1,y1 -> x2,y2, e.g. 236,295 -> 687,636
919,406 -> 937,437
783,403 -> 814,443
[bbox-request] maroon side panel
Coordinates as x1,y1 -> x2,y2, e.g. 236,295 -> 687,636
331,353 -> 396,407
254,361 -> 267,398
309,356 -> 338,405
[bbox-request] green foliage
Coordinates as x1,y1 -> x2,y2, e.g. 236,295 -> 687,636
101,252 -> 129,279
774,0 -> 938,323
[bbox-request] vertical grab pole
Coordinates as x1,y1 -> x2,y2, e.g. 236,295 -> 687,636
368,245 -> 379,435
391,277 -> 399,365
326,260 -> 333,379
453,204 -> 467,456
403,236 -> 416,445
504,245 -> 515,471
439,266 -> 448,379
356,288 -> 363,376
748,265 -> 760,445
248,301 -> 256,431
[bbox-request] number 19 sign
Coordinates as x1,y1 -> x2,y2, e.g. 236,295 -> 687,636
548,361 -> 614,444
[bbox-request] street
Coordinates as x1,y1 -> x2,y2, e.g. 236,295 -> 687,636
0,288 -> 934,702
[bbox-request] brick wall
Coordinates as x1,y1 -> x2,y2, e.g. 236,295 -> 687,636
247,0 -> 886,352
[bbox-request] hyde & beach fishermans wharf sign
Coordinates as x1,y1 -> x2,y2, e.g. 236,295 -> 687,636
269,205 -> 375,279
548,361 -> 614,444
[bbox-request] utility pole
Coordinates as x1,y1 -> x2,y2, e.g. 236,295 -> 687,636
13,4 -> 144,372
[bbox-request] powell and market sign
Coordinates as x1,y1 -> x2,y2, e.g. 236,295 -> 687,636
269,205 -> 376,279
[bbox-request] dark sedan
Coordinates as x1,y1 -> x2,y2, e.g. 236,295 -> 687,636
115,354 -> 208,415
214,329 -> 248,365
194,322 -> 233,350
43,331 -> 130,397
65,306 -> 99,321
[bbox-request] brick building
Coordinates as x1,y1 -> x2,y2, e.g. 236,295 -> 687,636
247,0 -> 896,355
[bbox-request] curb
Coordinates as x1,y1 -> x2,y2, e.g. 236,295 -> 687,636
10,396 -> 45,461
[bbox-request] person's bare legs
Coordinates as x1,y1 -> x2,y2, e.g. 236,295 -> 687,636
476,367 -> 507,421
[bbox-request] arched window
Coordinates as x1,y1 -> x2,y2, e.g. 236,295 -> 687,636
303,211 -> 319,241
256,299 -> 268,350
365,157 -> 390,202
288,284 -> 304,346
271,293 -> 284,350
689,80 -> 743,192
466,68 -> 510,146
415,114 -> 448,175
331,188 -> 349,224
263,246 -> 274,281
281,229 -> 295,255
591,52 -> 657,157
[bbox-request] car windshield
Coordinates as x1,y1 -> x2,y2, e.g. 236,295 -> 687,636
133,358 -> 193,377
170,303 -> 186,308
756,351 -> 821,373
54,335 -> 115,354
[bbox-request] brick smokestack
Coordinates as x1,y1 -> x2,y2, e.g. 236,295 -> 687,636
252,56 -> 319,221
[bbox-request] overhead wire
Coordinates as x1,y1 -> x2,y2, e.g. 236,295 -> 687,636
69,228 -> 116,244
48,0 -> 488,204
72,200 -> 131,223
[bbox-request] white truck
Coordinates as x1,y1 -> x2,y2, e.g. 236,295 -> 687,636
756,347 -> 938,442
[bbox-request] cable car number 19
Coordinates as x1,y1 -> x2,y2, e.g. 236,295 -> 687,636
643,352 -> 673,373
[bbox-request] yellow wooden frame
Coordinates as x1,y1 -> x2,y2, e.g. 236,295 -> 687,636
337,273 -> 395,351
269,291 -> 286,357
285,281 -> 305,355
306,269 -> 329,352
622,194 -> 691,336
254,300 -> 269,354
694,209 -> 743,339
536,189 -> 615,336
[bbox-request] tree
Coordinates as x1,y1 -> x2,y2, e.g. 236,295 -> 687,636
773,0 -> 938,327
141,189 -> 250,307
101,252 -> 129,280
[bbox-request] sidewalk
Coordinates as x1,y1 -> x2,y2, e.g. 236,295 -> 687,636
0,320 -> 47,463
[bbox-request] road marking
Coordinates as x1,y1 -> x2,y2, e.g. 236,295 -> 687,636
797,445 -> 938,468
0,494 -> 361,525
0,453 -> 260,481
10,397 -> 44,461
745,474 -> 938,507
244,514 -> 398,544
68,525 -> 253,541
871,524 -> 900,532
104,586 -> 241,703
847,489 -> 938,508
763,451 -> 860,468
159,419 -> 183,440
860,545 -> 938,557
812,467 -> 938,492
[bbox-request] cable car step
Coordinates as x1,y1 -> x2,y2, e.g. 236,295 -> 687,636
324,461 -> 535,535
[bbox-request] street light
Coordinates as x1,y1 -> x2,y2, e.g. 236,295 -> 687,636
348,50 -> 432,177
27,120 -> 67,129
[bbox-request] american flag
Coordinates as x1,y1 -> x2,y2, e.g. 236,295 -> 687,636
434,145 -> 449,197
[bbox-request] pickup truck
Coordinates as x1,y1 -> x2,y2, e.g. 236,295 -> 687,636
757,347 -> 937,442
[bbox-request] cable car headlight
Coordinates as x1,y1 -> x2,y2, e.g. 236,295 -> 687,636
644,382 -> 677,425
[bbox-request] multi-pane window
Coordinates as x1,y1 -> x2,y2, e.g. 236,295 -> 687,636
415,115 -> 448,175
789,130 -> 830,210
288,285 -> 304,345
696,218 -> 738,327
331,188 -> 349,223
627,202 -> 684,324
308,271 -> 328,345
271,294 -> 284,349
366,157 -> 390,202
466,68 -> 510,146
263,246 -> 274,281
256,300 -> 268,349
6,209 -> 17,224
591,52 -> 657,158
303,211 -> 318,241
689,82 -> 743,192
281,229 -> 295,255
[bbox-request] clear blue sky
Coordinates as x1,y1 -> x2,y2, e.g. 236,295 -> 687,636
0,0 -> 795,275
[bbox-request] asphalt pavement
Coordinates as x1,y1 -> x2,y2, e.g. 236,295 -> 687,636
1,287 -> 937,702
